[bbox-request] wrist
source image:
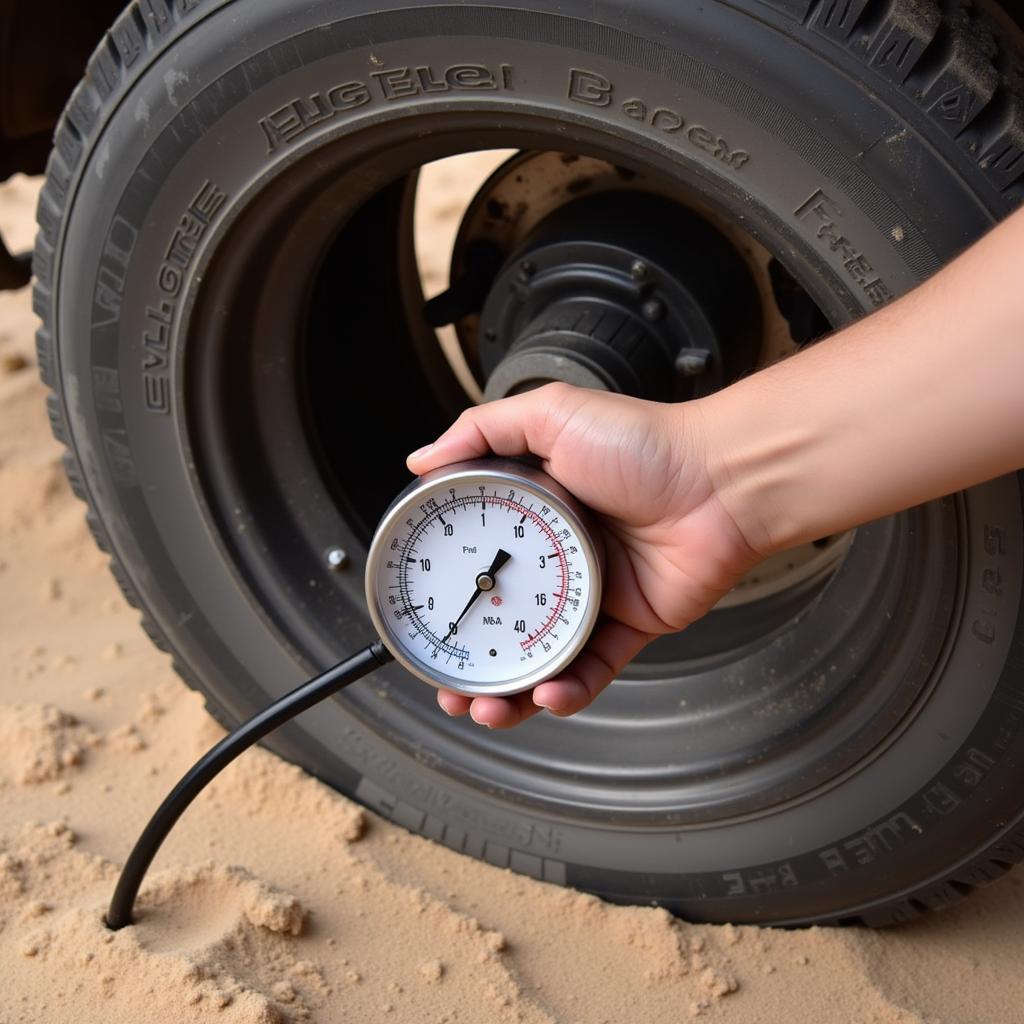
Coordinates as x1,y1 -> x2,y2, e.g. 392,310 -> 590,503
691,378 -> 834,558
690,207 -> 1024,560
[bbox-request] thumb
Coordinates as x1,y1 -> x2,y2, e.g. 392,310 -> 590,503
406,383 -> 577,475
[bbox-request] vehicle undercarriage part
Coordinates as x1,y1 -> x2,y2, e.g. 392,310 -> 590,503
472,192 -> 759,401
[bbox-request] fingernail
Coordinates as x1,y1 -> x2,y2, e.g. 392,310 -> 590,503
409,443 -> 434,460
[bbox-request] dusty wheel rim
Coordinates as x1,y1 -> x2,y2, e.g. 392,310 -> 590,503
185,113 -> 964,827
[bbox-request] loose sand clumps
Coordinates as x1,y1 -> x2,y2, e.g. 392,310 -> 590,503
2,820 -> 317,1022
136,862 -> 307,939
9,838 -> 307,1022
0,704 -> 97,785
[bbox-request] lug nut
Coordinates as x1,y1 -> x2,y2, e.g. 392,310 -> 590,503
518,260 -> 537,282
630,259 -> 649,281
326,547 -> 349,572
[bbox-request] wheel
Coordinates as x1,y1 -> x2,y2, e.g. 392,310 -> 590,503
36,0 -> 1024,925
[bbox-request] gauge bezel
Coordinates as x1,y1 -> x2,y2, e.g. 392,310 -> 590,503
365,458 -> 603,696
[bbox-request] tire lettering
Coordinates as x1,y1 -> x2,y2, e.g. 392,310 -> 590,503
972,522 -> 1008,646
952,747 -> 995,787
921,781 -> 961,816
92,215 -> 138,329
567,67 -> 750,170
819,811 -> 921,872
92,366 -> 122,414
101,429 -> 137,486
568,68 -> 612,107
982,568 -> 1003,596
722,862 -> 798,895
971,619 -> 996,644
259,64 -> 515,154
794,188 -> 894,307
983,524 -> 1006,556
142,180 -> 228,415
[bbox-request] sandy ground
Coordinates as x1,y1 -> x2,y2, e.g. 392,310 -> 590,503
3,168 -> 1024,1024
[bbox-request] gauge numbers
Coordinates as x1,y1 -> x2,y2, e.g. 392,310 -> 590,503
366,463 -> 601,696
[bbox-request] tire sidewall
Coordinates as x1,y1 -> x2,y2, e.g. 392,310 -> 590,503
52,0 -> 1024,922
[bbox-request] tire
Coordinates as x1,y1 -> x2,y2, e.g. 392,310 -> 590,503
35,0 -> 1024,925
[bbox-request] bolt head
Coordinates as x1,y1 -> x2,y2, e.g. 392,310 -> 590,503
641,299 -> 664,322
326,547 -> 349,571
517,260 -> 537,283
630,259 -> 649,281
675,348 -> 710,377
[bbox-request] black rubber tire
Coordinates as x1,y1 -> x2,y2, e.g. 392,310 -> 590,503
35,0 -> 1024,925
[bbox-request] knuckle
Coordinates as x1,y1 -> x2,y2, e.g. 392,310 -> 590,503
539,380 -> 573,402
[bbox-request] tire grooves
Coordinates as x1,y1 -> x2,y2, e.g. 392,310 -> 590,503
797,0 -> 1024,198
31,0 -> 1024,925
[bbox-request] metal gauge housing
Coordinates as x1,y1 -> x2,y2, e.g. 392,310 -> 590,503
365,459 -> 602,697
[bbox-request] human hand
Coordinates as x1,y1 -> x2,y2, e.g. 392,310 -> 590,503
406,382 -> 763,728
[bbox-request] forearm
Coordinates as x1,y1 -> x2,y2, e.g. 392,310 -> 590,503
699,206 -> 1024,555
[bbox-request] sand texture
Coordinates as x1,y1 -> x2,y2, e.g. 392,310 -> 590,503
3,168 -> 1024,1023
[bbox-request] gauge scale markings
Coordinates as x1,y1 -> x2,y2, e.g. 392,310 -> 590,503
367,464 -> 600,695
395,497 -> 576,665
396,493 -> 572,657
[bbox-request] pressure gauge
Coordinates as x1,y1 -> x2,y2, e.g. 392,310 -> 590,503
365,459 -> 602,697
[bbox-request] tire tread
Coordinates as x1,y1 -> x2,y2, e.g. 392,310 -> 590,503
758,0 -> 1024,199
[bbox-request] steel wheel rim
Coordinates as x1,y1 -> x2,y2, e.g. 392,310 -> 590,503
183,108 -> 965,827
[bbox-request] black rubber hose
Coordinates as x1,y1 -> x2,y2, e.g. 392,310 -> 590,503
105,639 -> 393,929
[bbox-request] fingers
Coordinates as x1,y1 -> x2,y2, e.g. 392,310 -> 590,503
437,690 -> 472,717
434,619 -> 653,728
407,383 -> 580,475
436,687 -> 544,729
532,619 -> 652,716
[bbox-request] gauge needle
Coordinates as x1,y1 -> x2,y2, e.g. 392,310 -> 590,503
442,548 -> 511,644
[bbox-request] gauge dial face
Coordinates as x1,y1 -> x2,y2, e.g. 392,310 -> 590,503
366,463 -> 601,696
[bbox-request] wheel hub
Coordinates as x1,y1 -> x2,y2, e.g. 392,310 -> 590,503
478,192 -> 757,400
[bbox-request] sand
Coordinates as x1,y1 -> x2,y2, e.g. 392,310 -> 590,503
2,167 -> 1024,1024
